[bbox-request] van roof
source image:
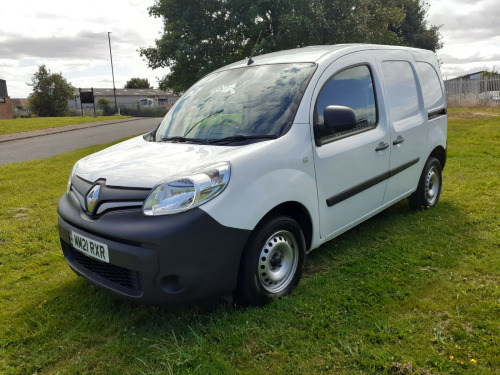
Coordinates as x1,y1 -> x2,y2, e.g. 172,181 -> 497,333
217,44 -> 436,71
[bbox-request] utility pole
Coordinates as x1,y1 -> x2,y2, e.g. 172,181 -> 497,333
108,32 -> 118,114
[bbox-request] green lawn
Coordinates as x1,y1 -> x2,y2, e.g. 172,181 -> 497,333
0,116 -> 131,136
449,106 -> 500,115
0,109 -> 498,374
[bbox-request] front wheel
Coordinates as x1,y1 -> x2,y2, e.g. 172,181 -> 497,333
234,216 -> 306,306
409,157 -> 443,209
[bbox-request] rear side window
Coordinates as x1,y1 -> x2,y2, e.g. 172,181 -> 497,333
315,65 -> 377,142
381,61 -> 419,122
416,62 -> 445,110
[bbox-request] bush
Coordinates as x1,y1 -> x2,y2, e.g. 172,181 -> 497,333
69,108 -> 102,117
14,107 -> 31,118
97,98 -> 115,116
119,106 -> 168,118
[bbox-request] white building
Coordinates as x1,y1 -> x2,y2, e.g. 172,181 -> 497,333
69,88 -> 180,109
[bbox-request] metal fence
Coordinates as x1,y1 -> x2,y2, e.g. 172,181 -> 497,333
445,77 -> 500,107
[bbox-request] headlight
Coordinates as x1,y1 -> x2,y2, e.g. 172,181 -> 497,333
67,163 -> 79,193
143,162 -> 230,216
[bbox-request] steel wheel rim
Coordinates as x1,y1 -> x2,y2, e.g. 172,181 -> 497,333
425,166 -> 440,205
258,230 -> 299,294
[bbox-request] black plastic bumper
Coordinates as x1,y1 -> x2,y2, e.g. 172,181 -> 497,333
57,192 -> 251,305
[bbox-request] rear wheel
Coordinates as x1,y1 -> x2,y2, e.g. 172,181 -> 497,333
409,157 -> 442,209
234,216 -> 306,306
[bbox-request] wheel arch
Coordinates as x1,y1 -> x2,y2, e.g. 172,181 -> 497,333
429,145 -> 447,169
250,201 -> 313,252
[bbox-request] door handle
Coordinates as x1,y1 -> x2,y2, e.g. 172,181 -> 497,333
375,142 -> 389,152
393,136 -> 405,145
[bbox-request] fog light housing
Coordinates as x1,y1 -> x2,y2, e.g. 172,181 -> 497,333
160,275 -> 185,294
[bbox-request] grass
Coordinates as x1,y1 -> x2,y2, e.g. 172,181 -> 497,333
0,116 -> 131,135
0,108 -> 498,374
446,106 -> 500,115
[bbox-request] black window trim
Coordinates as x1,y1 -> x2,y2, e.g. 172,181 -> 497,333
314,63 -> 379,147
428,107 -> 447,120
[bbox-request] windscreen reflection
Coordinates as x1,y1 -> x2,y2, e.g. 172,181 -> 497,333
157,63 -> 316,141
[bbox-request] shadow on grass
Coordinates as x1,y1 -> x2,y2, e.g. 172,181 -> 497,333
28,198 -> 467,317
7,198 -> 470,374
307,198 -> 464,267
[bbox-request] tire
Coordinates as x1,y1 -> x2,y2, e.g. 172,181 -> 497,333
408,157 -> 443,209
234,216 -> 306,306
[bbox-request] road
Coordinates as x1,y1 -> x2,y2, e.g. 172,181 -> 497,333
0,118 -> 160,165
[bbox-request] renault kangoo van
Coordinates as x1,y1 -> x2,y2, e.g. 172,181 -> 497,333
58,44 -> 447,305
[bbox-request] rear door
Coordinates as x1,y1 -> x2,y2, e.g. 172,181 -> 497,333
311,51 -> 391,239
373,51 -> 427,204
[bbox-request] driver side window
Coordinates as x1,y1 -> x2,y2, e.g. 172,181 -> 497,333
315,65 -> 378,144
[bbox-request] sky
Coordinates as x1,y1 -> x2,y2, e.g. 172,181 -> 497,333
0,1 -> 166,98
427,0 -> 500,80
1,0 -> 499,98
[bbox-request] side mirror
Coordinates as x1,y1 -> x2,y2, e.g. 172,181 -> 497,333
323,105 -> 357,132
143,122 -> 161,142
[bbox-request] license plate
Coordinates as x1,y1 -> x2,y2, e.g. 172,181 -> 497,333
70,231 -> 109,263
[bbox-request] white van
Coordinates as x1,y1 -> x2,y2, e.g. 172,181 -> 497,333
58,44 -> 447,305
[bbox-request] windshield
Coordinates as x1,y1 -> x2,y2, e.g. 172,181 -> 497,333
156,63 -> 316,143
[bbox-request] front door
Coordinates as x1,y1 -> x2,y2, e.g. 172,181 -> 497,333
311,52 -> 391,239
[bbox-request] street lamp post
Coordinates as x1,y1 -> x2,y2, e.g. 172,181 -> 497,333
108,32 -> 118,114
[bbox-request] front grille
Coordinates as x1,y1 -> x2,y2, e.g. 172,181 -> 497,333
70,176 -> 149,217
70,249 -> 143,293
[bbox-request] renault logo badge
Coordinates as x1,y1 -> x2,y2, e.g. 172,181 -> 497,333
86,185 -> 100,213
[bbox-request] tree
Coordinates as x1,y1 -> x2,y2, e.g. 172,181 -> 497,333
390,0 -> 442,51
124,78 -> 153,89
481,67 -> 499,79
140,0 -> 442,92
28,65 -> 74,117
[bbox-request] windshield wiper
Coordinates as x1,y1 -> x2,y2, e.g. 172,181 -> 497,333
162,134 -> 277,145
209,135 -> 278,145
183,109 -> 224,137
161,136 -> 209,144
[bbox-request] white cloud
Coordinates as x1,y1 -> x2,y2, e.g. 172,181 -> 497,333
427,0 -> 500,78
0,59 -> 20,68
0,0 -> 167,97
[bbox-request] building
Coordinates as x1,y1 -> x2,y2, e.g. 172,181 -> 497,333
0,79 -> 14,120
444,71 -> 486,96
445,71 -> 485,83
444,70 -> 500,105
69,88 -> 180,110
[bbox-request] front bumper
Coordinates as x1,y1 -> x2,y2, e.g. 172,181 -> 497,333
57,192 -> 251,305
